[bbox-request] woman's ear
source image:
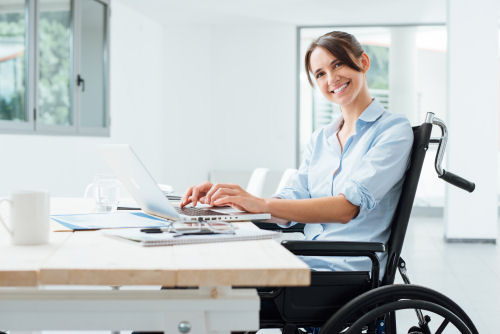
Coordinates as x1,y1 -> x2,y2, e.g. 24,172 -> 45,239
361,53 -> 370,73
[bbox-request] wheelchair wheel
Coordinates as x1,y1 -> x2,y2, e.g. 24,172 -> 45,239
320,284 -> 478,334
345,299 -> 472,334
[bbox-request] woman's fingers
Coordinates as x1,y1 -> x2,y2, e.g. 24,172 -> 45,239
182,182 -> 263,213
181,181 -> 213,208
191,186 -> 201,207
205,183 -> 241,204
214,196 -> 252,212
213,195 -> 242,208
214,193 -> 267,213
209,188 -> 239,206
180,186 -> 194,208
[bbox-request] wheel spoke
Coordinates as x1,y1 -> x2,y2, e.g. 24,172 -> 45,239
435,319 -> 450,334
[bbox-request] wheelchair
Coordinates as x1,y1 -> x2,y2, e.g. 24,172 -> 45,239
254,112 -> 478,334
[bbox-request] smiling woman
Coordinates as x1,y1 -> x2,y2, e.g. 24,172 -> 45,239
181,30 -> 414,276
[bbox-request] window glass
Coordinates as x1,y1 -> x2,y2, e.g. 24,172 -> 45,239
0,0 -> 27,122
38,0 -> 71,126
80,0 -> 107,128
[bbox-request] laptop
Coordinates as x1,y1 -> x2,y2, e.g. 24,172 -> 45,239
100,144 -> 271,222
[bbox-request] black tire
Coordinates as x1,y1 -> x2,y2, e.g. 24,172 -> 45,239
408,325 -> 424,334
320,284 -> 478,334
344,299 -> 472,334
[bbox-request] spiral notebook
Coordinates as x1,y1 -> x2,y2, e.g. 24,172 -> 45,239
103,227 -> 281,247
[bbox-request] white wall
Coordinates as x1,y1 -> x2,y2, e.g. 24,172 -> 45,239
0,1 -> 167,197
414,49 -> 447,206
160,22 -> 298,193
108,1 -> 167,186
445,0 -> 499,241
160,25 -> 213,192
209,23 -> 297,172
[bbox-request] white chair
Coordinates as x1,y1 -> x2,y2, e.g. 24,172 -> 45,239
276,168 -> 298,193
245,168 -> 270,197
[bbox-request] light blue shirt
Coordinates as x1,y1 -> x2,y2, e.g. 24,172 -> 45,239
274,100 -> 413,277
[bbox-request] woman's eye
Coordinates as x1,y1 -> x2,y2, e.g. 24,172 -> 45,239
334,62 -> 344,68
316,72 -> 324,79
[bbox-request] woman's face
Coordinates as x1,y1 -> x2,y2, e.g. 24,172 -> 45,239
309,46 -> 369,108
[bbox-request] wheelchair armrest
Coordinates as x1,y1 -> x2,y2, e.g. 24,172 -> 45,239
253,221 -> 305,233
281,240 -> 385,255
281,240 -> 385,287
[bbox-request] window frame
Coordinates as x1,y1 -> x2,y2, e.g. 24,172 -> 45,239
0,0 -> 110,136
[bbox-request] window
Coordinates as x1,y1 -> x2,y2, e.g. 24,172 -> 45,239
0,0 -> 110,135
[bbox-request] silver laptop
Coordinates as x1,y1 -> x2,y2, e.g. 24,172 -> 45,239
100,144 -> 271,222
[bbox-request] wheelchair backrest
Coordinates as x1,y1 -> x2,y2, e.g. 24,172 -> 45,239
382,122 -> 433,285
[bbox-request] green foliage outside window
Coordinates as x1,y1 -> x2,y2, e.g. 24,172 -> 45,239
38,11 -> 71,125
0,91 -> 24,120
0,13 -> 26,121
0,10 -> 71,125
363,44 -> 389,90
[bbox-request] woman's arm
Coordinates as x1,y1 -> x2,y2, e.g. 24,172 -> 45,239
264,195 -> 359,224
205,183 -> 359,224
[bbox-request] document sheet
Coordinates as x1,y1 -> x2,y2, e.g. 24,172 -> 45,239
51,212 -> 171,230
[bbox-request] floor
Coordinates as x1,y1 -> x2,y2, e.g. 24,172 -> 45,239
12,215 -> 500,334
393,216 -> 499,333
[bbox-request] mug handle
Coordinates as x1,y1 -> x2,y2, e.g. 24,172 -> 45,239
84,183 -> 97,198
0,198 -> 13,236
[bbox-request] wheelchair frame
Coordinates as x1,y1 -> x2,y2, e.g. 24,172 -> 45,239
255,112 -> 477,334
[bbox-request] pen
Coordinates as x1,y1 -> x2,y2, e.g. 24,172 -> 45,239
140,228 -> 218,236
140,228 -> 169,233
173,231 -> 217,237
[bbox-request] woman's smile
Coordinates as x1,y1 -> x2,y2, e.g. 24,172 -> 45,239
331,81 -> 350,95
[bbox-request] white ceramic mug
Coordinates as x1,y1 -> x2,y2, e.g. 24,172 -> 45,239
0,190 -> 50,245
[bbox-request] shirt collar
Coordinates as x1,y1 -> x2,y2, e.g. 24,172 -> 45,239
357,99 -> 385,123
326,115 -> 343,137
325,98 -> 385,138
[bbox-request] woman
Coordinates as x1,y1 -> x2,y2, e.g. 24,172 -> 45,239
180,31 -> 413,275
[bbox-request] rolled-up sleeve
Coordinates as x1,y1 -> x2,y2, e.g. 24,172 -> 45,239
338,116 -> 413,210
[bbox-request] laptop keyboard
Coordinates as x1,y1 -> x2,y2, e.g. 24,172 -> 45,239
175,206 -> 229,216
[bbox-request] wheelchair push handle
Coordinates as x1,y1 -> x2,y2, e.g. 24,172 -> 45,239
439,170 -> 475,192
425,112 -> 476,193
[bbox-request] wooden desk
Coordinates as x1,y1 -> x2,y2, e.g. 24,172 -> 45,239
0,198 -> 310,333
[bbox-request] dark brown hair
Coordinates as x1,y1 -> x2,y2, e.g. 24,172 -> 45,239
304,31 -> 365,86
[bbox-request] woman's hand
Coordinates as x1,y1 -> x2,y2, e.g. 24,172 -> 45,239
205,183 -> 268,213
180,181 -> 213,208
180,182 -> 268,213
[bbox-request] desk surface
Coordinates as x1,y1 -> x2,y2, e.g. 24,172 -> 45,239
1,198 -> 310,287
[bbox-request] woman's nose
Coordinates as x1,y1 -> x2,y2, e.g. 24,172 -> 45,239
327,72 -> 338,86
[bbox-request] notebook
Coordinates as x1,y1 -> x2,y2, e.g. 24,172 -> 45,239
100,144 -> 271,223
103,227 -> 281,247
